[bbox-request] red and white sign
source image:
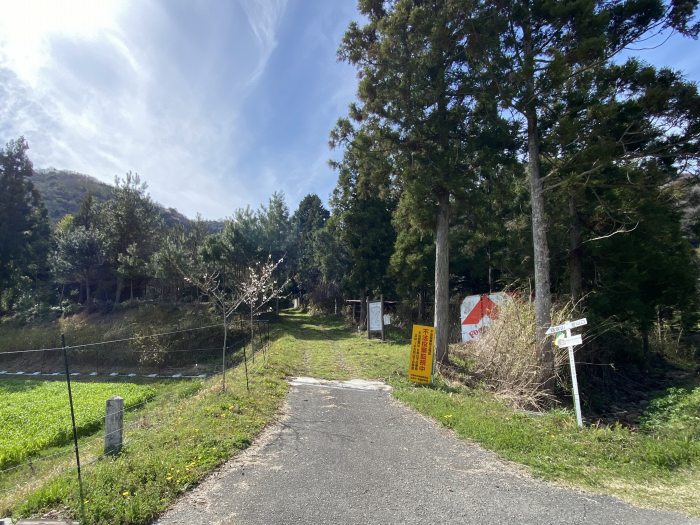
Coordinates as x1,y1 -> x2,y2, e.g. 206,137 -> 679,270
460,293 -> 508,342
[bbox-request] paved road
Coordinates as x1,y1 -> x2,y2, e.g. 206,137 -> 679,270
156,377 -> 697,525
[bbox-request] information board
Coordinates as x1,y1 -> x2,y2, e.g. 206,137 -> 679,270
408,325 -> 435,385
368,301 -> 382,331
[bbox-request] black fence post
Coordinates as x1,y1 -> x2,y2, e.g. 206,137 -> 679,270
242,345 -> 250,393
62,334 -> 86,523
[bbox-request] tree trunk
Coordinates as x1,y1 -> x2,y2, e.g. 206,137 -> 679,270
569,192 -> 583,302
359,297 -> 366,330
114,277 -> 124,306
85,277 -> 91,304
417,290 -> 424,323
130,280 -> 134,301
250,307 -> 255,363
434,191 -> 450,364
642,327 -> 650,354
524,23 -> 553,387
487,245 -> 493,293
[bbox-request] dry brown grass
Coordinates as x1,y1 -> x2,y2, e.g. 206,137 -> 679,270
448,294 -> 577,409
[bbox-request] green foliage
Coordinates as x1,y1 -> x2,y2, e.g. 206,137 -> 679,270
639,387 -> 700,441
0,137 -> 51,316
51,225 -> 106,303
32,169 -> 113,224
291,194 -> 330,299
0,380 -> 155,469
101,172 -> 163,302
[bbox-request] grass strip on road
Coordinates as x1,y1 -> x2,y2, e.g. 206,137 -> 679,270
278,311 -> 700,518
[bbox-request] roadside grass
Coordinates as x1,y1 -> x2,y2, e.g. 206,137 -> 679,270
4,317 -> 296,524
0,379 -> 201,517
5,309 -> 699,522
278,311 -> 700,518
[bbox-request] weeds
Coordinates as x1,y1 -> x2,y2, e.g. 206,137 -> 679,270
449,295 -> 575,409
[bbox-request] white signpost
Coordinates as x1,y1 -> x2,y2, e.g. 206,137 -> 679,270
546,317 -> 587,428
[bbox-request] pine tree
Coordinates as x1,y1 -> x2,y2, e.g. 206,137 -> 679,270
0,137 -> 51,314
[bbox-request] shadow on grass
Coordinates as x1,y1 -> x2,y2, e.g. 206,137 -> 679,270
276,311 -> 353,342
0,378 -> 45,393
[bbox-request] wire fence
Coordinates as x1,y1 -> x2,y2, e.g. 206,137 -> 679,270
0,318 -> 271,486
0,318 -> 270,379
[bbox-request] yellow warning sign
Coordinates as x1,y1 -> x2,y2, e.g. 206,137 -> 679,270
409,325 -> 435,384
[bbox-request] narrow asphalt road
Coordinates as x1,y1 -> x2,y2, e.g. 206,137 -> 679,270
155,377 -> 697,525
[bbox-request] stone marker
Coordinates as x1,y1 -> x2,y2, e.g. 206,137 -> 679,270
105,396 -> 124,456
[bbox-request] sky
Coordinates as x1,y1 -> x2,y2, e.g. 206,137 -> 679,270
0,1 -> 698,220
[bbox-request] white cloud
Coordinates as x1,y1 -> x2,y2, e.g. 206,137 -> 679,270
0,0 -> 292,219
239,0 -> 287,86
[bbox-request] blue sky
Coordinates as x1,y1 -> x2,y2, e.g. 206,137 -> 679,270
0,1 -> 698,219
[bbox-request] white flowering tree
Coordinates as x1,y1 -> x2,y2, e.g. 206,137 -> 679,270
183,255 -> 287,392
239,256 -> 289,363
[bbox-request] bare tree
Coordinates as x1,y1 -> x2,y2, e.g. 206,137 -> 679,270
183,255 -> 288,392
184,270 -> 242,391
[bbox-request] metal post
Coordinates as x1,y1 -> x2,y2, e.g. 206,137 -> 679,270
242,345 -> 250,393
566,327 -> 584,428
380,295 -> 385,342
366,297 -> 370,339
62,334 -> 86,523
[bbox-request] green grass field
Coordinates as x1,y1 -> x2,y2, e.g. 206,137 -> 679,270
0,379 -> 156,469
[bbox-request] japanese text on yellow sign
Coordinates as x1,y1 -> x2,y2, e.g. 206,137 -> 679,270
409,325 -> 435,384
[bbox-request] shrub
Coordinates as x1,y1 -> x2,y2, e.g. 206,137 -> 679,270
450,293 -> 576,409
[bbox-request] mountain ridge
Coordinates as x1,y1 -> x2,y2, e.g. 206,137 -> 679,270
32,168 -> 224,232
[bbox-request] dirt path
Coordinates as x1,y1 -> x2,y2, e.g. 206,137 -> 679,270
155,377 -> 697,525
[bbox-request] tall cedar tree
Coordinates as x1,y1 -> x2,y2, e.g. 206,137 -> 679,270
330,123 -> 397,306
0,138 -> 50,314
338,0 -> 512,362
291,194 -> 330,299
468,0 -> 699,385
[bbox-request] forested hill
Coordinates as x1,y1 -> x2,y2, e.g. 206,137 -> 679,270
33,169 -> 112,222
32,168 -> 223,232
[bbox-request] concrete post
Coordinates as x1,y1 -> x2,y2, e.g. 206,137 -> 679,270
105,396 -> 124,456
